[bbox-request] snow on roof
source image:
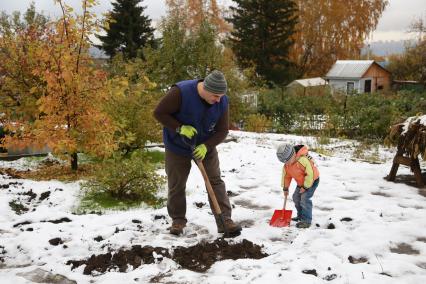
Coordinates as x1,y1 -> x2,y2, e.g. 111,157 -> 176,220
287,77 -> 326,88
325,60 -> 375,79
402,115 -> 426,135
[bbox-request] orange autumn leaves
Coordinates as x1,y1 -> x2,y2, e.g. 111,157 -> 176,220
1,0 -> 116,166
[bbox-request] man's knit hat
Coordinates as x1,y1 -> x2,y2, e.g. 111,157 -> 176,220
276,144 -> 295,163
203,70 -> 227,94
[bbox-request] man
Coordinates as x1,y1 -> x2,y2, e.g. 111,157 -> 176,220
154,70 -> 242,236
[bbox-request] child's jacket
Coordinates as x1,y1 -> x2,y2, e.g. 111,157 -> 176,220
281,145 -> 320,189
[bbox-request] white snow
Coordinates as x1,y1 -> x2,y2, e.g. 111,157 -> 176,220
0,131 -> 425,283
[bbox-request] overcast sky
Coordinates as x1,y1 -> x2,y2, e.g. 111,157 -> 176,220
1,0 -> 425,42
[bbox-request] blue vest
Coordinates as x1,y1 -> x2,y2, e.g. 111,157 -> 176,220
163,79 -> 228,156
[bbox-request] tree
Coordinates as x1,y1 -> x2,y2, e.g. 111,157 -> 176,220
409,14 -> 426,42
387,41 -> 426,85
144,0 -> 253,124
97,0 -> 154,59
144,6 -> 224,88
105,55 -> 162,154
0,3 -> 49,122
291,0 -> 388,77
1,0 -> 117,170
387,15 -> 426,86
228,0 -> 298,86
165,0 -> 231,34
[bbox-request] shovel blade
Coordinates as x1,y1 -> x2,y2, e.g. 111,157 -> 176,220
269,209 -> 292,227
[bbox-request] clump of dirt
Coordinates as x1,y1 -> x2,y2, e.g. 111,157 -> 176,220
327,223 -> 335,229
324,274 -> 337,281
173,239 -> 268,272
154,215 -> 165,220
67,245 -> 170,275
13,221 -> 32,228
49,238 -> 63,246
340,217 -> 353,222
348,255 -> 368,264
194,202 -> 206,208
227,191 -> 239,197
67,239 -> 268,275
0,245 -> 6,264
39,191 -> 51,201
94,236 -> 103,242
302,269 -> 317,276
44,217 -> 72,224
20,190 -> 37,201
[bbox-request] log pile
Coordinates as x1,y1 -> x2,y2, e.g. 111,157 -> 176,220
388,115 -> 426,160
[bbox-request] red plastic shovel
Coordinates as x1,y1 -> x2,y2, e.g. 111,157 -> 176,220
269,193 -> 292,227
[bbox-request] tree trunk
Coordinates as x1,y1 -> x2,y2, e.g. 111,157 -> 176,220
71,152 -> 78,171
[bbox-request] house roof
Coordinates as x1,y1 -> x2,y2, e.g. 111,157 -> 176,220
326,60 -> 378,79
287,77 -> 326,88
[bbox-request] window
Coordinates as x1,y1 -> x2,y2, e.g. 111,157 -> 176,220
346,82 -> 355,94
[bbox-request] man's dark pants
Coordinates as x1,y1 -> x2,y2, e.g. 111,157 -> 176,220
165,147 -> 232,225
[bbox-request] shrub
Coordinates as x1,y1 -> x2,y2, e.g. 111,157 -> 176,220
244,114 -> 272,133
82,150 -> 165,207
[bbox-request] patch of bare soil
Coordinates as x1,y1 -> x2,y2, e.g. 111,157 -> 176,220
67,245 -> 171,275
67,239 -> 268,275
390,243 -> 420,255
173,239 -> 268,272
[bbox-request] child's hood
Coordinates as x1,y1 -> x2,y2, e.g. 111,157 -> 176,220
295,145 -> 309,158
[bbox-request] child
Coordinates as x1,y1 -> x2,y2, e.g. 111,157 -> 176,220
276,144 -> 320,228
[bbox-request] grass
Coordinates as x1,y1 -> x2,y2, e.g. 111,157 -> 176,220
9,200 -> 29,215
146,150 -> 165,164
74,190 -> 145,213
316,134 -> 331,145
352,142 -> 382,164
311,147 -> 333,157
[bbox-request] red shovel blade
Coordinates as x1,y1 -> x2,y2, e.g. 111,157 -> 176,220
269,209 -> 292,227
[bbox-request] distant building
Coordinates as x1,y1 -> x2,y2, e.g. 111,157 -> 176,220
325,60 -> 391,94
286,77 -> 327,96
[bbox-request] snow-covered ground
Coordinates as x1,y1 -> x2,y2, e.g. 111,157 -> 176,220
0,131 -> 425,283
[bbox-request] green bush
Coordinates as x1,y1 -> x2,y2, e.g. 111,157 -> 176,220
81,150 -> 165,208
244,114 -> 272,133
258,88 -> 426,140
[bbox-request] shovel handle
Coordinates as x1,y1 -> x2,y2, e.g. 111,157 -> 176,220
195,159 -> 222,215
281,193 -> 288,219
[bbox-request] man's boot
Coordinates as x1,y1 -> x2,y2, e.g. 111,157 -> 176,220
217,218 -> 242,234
169,222 -> 186,235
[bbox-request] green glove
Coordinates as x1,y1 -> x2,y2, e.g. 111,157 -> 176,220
193,144 -> 207,160
178,125 -> 197,139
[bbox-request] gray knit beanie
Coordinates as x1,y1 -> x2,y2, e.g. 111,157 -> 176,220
203,70 -> 227,94
276,144 -> 295,163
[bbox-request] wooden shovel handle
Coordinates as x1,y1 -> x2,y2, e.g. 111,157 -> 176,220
283,193 -> 288,210
281,193 -> 288,219
195,159 -> 222,215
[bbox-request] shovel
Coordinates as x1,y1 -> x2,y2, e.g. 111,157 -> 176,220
182,137 -> 240,238
269,193 -> 292,227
